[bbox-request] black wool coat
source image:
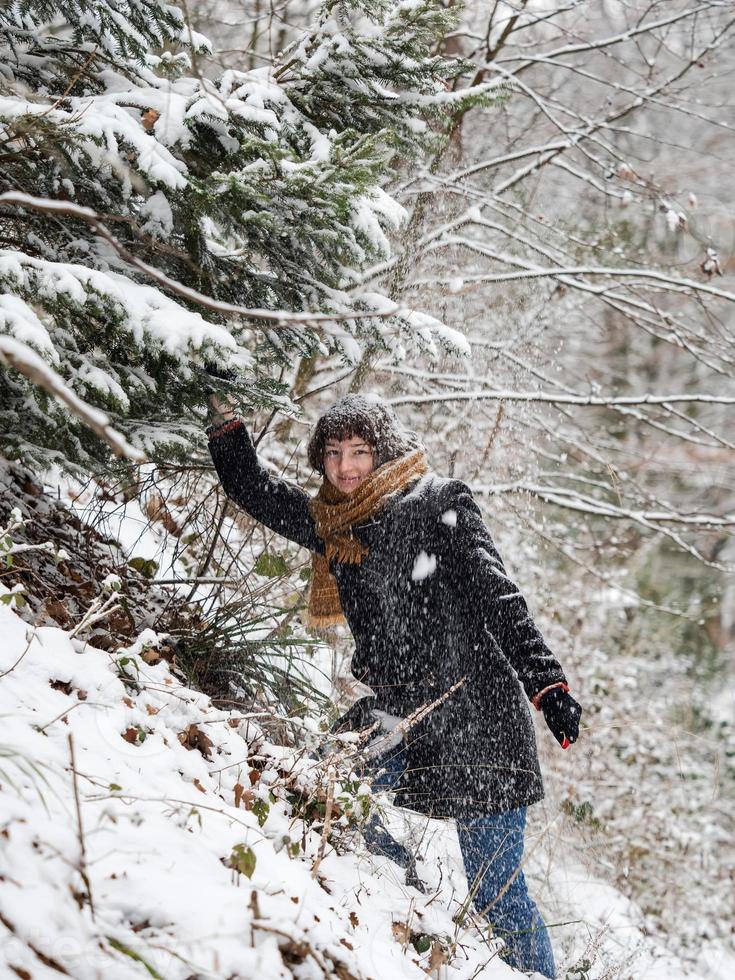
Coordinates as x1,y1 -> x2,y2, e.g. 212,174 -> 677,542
209,422 -> 568,820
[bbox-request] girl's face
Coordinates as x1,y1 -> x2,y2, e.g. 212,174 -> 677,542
323,435 -> 375,494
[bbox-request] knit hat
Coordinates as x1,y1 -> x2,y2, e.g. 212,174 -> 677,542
307,394 -> 422,474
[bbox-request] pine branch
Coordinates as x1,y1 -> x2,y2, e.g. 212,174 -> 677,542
0,336 -> 145,461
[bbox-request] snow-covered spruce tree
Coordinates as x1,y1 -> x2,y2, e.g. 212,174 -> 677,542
0,0 -> 481,473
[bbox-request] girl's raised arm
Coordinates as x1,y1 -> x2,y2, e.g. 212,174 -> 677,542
208,417 -> 323,554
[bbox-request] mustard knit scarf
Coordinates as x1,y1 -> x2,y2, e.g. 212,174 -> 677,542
307,449 -> 429,628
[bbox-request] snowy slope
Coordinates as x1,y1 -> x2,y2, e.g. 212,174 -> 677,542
0,596 -> 521,980
3,590 -> 725,980
2,478 -> 730,980
3,470 -> 729,980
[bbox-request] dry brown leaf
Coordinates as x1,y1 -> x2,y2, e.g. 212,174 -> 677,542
280,939 -> 310,963
141,108 -> 160,132
75,579 -> 96,600
50,679 -> 73,695
141,648 -> 161,665
193,778 -> 206,794
9,966 -> 32,979
145,704 -> 159,716
107,606 -> 135,634
429,941 -> 449,972
144,492 -> 180,535
122,727 -> 139,744
233,783 -> 255,809
332,963 -> 359,980
392,921 -> 411,946
178,723 -> 214,759
122,696 -> 134,708
155,644 -> 177,668
348,911 -> 359,928
42,598 -> 74,627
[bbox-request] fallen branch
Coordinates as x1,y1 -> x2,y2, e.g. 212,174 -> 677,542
68,592 -> 123,639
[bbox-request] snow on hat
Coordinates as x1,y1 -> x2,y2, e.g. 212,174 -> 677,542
307,394 -> 422,474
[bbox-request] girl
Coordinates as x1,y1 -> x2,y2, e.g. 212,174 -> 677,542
208,393 -> 582,979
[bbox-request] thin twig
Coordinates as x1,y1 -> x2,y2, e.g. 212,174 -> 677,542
311,767 -> 336,879
0,627 -> 36,678
68,733 -> 95,921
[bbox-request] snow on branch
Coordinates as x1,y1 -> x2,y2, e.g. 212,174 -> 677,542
388,390 -> 735,409
474,480 -> 735,529
505,2 -> 728,67
0,193 -> 447,333
435,11 -> 735,201
0,193 -> 345,327
0,336 -> 145,462
416,248 -> 735,304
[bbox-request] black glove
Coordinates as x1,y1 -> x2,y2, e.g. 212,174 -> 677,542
331,696 -> 378,735
200,361 -> 238,399
540,688 -> 582,749
203,361 -> 237,382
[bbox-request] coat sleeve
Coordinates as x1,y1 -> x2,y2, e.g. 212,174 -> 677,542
436,480 -> 566,701
208,419 -> 323,554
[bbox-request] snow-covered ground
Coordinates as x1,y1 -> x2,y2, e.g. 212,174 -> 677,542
3,469 -> 732,979
1,586 -> 728,980
380,800 -> 732,980
0,595 -> 519,979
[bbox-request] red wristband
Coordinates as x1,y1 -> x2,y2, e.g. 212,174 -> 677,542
207,418 -> 243,440
531,681 -> 569,711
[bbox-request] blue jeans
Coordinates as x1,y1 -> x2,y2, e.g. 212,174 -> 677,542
362,744 -> 556,979
360,743 -> 422,874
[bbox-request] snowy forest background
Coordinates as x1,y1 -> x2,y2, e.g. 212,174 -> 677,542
1,1 -> 733,978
